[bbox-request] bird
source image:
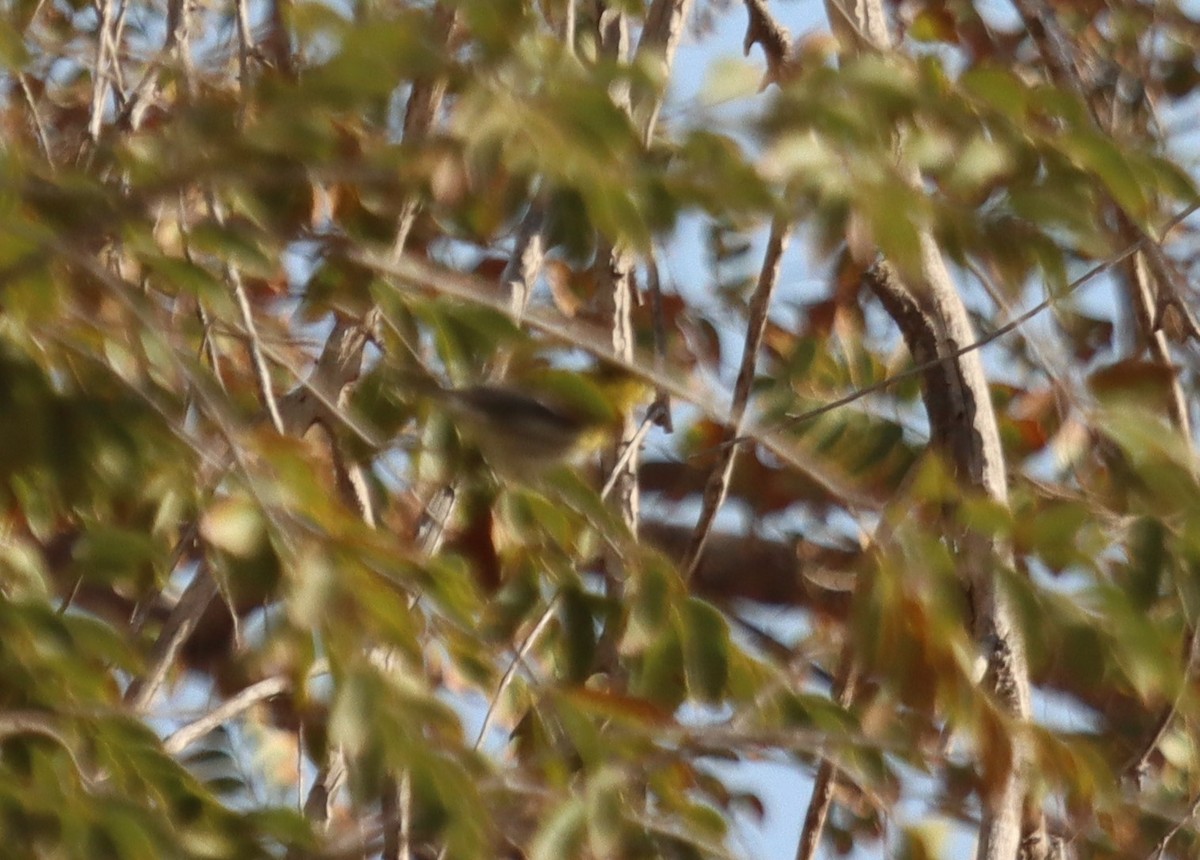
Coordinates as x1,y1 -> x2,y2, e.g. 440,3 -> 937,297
404,365 -> 649,473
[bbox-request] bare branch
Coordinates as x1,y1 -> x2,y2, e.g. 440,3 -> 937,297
124,569 -> 220,713
231,268 -> 285,434
794,649 -> 859,860
634,0 -> 693,138
1152,792 -> 1200,860
233,0 -> 254,88
164,675 -> 291,755
472,598 -> 560,751
86,0 -> 116,142
742,0 -> 792,85
17,75 -> 54,166
821,0 -> 1033,855
767,201 -> 1200,432
681,218 -> 789,580
0,711 -> 94,786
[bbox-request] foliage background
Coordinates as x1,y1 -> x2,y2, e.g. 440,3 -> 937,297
4,0 -> 1200,858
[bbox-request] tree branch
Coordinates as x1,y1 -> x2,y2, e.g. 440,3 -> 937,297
681,218 -> 790,580
164,675 -> 291,755
825,2 -> 1032,857
124,568 -> 220,713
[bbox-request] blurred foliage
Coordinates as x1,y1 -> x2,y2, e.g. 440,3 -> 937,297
2,0 -> 1200,857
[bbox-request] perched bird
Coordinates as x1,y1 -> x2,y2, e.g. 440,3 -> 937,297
407,366 -> 647,473
442,383 -> 599,469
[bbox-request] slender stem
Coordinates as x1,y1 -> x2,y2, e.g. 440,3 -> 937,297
681,218 -> 790,579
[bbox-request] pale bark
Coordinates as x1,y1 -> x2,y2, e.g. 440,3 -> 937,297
822,3 -> 1034,858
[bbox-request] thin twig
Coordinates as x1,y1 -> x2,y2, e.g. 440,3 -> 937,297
601,409 -> 661,501
0,711 -> 94,786
767,200 -> 1200,435
472,598 -> 560,751
196,303 -> 227,392
1152,791 -> 1200,860
1127,626 -> 1200,787
109,0 -> 130,95
645,249 -> 674,431
124,569 -> 220,713
164,675 -> 290,754
791,455 -> 924,858
231,272 -> 284,432
794,648 -> 859,860
680,218 -> 790,580
87,0 -> 116,142
202,189 -> 286,434
233,0 -> 254,89
17,75 -> 54,166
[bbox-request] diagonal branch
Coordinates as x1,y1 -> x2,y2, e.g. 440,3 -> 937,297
794,649 -> 859,860
124,568 -> 220,713
164,674 -> 291,755
226,228 -> 284,435
681,218 -> 790,580
86,0 -> 116,142
742,0 -> 792,84
822,1 -> 1035,857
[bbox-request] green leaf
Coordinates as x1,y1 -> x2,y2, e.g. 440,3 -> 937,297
585,769 -> 626,858
304,12 -> 448,103
530,798 -> 587,860
679,598 -> 730,704
701,57 -> 763,106
139,253 -> 224,300
557,584 -> 597,683
861,176 -> 925,278
1125,517 -> 1166,610
1020,499 -> 1092,573
624,555 -> 675,652
63,613 -> 139,674
632,621 -> 686,709
961,65 -> 1029,119
1062,130 -> 1147,219
679,801 -> 728,841
244,807 -> 315,849
201,496 -> 267,558
71,524 -> 163,587
0,19 -> 29,68
561,687 -> 672,727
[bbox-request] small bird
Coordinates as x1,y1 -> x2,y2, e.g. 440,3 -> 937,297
407,367 -> 647,473
442,383 -> 599,469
